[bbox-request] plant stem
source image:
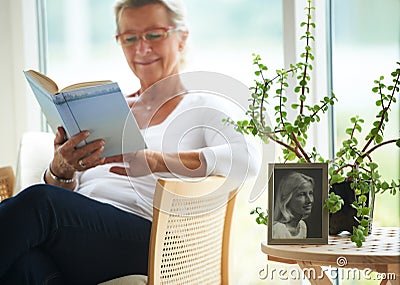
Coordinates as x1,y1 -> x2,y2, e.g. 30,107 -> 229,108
361,71 -> 400,154
300,2 -> 313,116
291,132 -> 311,162
256,129 -> 303,158
362,139 -> 399,158
310,101 -> 330,119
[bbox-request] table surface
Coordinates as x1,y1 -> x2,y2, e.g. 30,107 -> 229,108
261,227 -> 400,266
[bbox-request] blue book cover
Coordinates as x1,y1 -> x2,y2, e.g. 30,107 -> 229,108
24,70 -> 146,157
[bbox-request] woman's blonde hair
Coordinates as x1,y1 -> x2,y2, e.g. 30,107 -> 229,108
114,0 -> 187,34
113,0 -> 188,67
274,172 -> 314,223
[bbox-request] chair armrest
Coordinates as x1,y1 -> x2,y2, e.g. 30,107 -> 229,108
15,131 -> 55,194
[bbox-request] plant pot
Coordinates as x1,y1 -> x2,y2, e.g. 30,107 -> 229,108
329,181 -> 374,235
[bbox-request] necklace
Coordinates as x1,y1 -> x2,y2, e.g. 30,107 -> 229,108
132,89 -> 154,111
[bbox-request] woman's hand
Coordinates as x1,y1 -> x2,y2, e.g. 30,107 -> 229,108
45,126 -> 106,188
105,150 -> 206,178
105,150 -> 158,177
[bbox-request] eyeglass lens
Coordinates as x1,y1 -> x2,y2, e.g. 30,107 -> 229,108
118,29 -> 170,46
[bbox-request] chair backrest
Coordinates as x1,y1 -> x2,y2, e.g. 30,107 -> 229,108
148,176 -> 237,285
0,166 -> 15,202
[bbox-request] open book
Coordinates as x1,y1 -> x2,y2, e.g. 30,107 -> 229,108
24,69 -> 146,157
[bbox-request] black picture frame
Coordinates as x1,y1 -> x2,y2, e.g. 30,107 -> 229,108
267,163 -> 328,244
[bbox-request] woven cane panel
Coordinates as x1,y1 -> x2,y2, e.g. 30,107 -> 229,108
159,193 -> 229,284
169,192 -> 230,216
0,175 -> 11,202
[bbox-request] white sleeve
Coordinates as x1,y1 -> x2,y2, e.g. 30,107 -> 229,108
200,127 -> 261,179
198,95 -> 261,181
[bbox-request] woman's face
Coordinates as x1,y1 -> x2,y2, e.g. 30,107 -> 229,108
118,4 -> 187,89
287,182 -> 314,219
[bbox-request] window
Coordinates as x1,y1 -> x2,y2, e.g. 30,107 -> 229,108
331,0 -> 400,228
184,0 -> 283,85
44,0 -> 283,92
45,0 -> 131,90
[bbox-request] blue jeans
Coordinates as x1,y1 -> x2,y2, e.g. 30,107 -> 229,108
0,184 -> 151,285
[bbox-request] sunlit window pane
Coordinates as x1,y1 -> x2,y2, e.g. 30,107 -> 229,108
332,0 -> 400,228
185,0 -> 283,86
45,0 -> 283,94
46,0 -> 130,90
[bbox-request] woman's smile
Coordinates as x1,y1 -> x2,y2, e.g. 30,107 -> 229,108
135,58 -> 161,65
303,204 -> 312,213
118,4 -> 188,90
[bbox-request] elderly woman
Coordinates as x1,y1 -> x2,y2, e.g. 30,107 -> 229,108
0,0 -> 258,284
272,172 -> 314,239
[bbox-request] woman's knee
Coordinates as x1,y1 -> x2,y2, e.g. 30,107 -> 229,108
16,184 -> 67,207
20,184 -> 62,198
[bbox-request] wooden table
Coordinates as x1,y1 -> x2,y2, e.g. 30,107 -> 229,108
261,227 -> 400,285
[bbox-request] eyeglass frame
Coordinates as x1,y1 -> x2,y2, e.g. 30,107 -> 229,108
115,26 -> 179,46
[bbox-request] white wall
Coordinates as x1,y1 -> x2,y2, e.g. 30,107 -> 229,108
0,0 -> 41,170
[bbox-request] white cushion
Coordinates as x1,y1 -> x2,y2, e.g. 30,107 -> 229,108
15,131 -> 54,194
98,274 -> 148,285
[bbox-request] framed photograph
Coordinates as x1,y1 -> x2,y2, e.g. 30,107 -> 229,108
267,163 -> 328,244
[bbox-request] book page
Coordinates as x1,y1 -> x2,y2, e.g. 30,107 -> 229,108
25,70 -> 59,94
25,69 -> 112,94
61,80 -> 112,92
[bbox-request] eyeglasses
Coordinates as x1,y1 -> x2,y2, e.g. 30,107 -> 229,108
115,26 -> 177,47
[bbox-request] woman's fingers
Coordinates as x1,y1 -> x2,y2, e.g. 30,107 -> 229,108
54,129 -> 105,170
109,166 -> 128,176
104,154 -> 124,164
59,130 -> 91,152
76,146 -> 106,170
108,150 -> 155,177
54,126 -> 68,147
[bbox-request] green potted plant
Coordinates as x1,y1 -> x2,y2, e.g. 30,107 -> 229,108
326,68 -> 399,246
226,0 -> 400,247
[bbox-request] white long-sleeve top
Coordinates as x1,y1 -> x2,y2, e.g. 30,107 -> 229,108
74,92 -> 260,221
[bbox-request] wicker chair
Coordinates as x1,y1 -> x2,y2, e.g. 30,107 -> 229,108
101,176 -> 237,285
0,166 -> 14,202
16,132 -> 237,285
152,176 -> 236,284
